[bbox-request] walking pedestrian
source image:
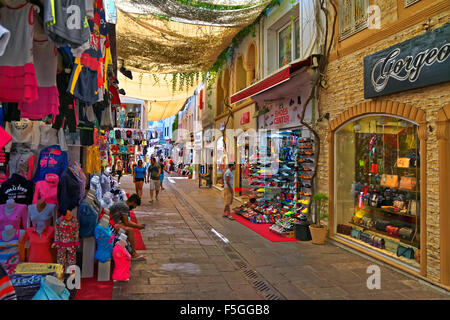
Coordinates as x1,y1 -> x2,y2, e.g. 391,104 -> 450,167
159,158 -> 170,191
115,156 -> 123,183
133,160 -> 146,198
223,163 -> 236,220
147,157 -> 161,202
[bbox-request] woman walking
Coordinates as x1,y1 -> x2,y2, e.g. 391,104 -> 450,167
133,160 -> 147,198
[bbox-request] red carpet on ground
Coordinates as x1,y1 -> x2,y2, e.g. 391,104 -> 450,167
74,265 -> 113,300
129,210 -> 147,250
231,213 -> 298,243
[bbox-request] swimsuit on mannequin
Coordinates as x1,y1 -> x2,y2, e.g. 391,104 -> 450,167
52,210 -> 79,270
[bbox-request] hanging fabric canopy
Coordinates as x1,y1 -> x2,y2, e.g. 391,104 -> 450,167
118,72 -> 198,121
115,0 -> 272,120
115,0 -> 271,73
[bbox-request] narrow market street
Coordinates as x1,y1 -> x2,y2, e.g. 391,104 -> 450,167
112,175 -> 450,300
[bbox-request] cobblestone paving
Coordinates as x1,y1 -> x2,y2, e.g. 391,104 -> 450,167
113,175 -> 450,300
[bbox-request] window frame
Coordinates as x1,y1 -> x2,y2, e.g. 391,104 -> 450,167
277,17 -> 300,69
338,0 -> 370,41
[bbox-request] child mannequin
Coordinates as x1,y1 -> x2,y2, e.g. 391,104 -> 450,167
52,210 -> 79,270
112,233 -> 130,282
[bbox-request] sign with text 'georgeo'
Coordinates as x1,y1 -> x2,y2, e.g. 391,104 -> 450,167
364,24 -> 450,99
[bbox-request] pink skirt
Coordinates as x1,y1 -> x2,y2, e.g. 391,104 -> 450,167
18,86 -> 59,119
0,63 -> 38,103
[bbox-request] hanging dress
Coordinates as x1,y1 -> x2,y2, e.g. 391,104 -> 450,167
0,2 -> 38,103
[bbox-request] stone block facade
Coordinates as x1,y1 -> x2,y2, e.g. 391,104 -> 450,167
318,8 -> 449,285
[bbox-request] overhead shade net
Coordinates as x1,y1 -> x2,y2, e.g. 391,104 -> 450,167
118,72 -> 198,121
115,0 -> 271,73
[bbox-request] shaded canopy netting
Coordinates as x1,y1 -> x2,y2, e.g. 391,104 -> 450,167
118,72 -> 199,121
115,0 -> 271,73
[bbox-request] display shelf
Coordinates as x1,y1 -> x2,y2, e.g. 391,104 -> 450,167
348,222 -> 419,248
337,233 -> 420,269
361,205 -> 418,218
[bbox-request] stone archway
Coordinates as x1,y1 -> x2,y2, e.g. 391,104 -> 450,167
437,104 -> 450,286
328,100 -> 428,277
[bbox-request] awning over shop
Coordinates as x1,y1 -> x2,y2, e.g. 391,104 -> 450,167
230,57 -> 314,105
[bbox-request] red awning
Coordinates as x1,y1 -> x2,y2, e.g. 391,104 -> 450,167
230,57 -> 313,105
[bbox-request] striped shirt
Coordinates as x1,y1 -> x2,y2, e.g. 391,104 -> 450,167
0,264 -> 16,300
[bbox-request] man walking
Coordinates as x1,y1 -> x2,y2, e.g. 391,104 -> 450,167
223,163 -> 236,220
147,157 -> 161,202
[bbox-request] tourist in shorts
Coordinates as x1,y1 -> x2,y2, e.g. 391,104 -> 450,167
147,157 -> 161,202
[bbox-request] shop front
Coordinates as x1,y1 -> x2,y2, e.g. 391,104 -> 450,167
322,23 -> 450,288
230,59 -> 318,237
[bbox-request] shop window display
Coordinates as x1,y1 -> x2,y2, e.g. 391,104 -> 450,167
335,115 -> 420,269
233,128 -> 315,238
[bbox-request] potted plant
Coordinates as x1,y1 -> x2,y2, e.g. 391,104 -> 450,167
188,165 -> 194,179
309,193 -> 329,245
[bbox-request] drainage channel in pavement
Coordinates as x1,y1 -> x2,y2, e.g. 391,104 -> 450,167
169,185 -> 286,301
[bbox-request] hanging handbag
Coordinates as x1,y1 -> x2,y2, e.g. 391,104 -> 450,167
396,245 -> 415,259
380,174 -> 399,188
399,227 -> 414,240
399,176 -> 417,191
396,158 -> 411,168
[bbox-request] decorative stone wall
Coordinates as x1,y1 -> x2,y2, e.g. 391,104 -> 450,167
318,11 -> 450,284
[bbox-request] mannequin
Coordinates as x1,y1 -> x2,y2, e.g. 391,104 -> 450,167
112,233 -> 130,281
23,223 -> 54,263
101,167 -> 112,195
52,210 -> 79,270
0,225 -> 24,274
0,199 -> 27,233
94,216 -> 113,263
28,199 -> 56,228
90,175 -> 102,200
100,192 -> 114,209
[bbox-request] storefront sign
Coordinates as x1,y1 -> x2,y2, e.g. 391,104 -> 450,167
240,112 -> 250,125
364,24 -> 450,98
258,102 -> 305,129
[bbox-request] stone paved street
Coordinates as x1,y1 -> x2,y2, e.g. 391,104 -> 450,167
112,175 -> 450,300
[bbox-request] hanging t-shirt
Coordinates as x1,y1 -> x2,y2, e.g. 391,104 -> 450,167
94,224 -> 113,262
0,174 -> 34,205
33,145 -> 68,182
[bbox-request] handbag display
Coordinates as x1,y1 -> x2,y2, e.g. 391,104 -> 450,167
337,224 -> 352,236
399,176 -> 417,191
393,199 -> 406,210
396,245 -> 415,259
384,239 -> 398,254
351,229 -> 361,239
399,227 -> 414,240
370,235 -> 385,249
408,200 -> 419,216
362,216 -> 375,228
380,174 -> 399,188
360,232 -> 371,244
386,226 -> 400,236
396,158 -> 411,168
375,220 -> 390,232
352,215 -> 363,225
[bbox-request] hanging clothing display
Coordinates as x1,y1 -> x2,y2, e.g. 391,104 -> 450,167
54,215 -> 79,270
86,145 -> 101,174
43,0 -> 91,48
0,203 -> 28,233
23,226 -> 54,263
33,145 -> 68,182
18,23 -> 59,120
0,173 -> 34,205
0,2 -> 38,103
57,168 -> 82,214
32,174 -> 59,205
8,144 -> 35,181
37,123 -> 68,152
4,119 -> 40,153
28,203 -> 56,228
